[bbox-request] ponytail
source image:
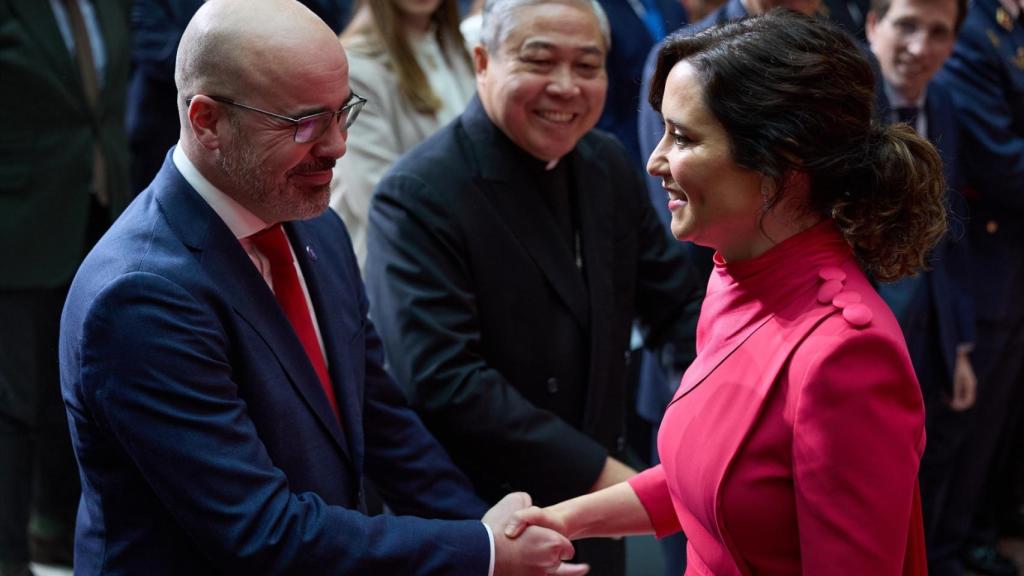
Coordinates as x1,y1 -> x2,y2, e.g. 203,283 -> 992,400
830,123 -> 947,282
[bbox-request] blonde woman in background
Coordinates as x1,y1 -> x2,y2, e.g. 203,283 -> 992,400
331,0 -> 475,269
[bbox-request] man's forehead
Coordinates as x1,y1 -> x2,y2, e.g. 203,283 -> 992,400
885,0 -> 955,13
518,37 -> 605,56
500,6 -> 605,55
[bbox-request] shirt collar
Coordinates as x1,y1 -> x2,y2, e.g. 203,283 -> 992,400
173,144 -> 268,240
883,81 -> 927,110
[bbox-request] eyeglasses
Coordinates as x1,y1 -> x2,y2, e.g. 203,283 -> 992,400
187,92 -> 368,143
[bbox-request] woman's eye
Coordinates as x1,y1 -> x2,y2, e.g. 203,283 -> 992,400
672,132 -> 692,147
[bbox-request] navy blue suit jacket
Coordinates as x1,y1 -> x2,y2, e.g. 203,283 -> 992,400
59,153 -> 490,575
596,0 -> 686,169
878,82 -> 975,385
936,0 -> 1024,324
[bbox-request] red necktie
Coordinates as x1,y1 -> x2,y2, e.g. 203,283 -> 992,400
250,224 -> 339,418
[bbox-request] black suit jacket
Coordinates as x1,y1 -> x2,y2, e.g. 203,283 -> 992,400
365,97 -> 702,506
0,0 -> 131,289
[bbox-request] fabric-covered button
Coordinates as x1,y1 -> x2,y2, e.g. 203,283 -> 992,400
817,279 -> 844,303
546,377 -> 560,394
818,267 -> 846,282
842,303 -> 873,327
832,291 -> 862,309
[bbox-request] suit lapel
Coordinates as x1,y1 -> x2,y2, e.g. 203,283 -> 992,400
479,175 -> 591,329
572,143 -> 616,431
461,100 -> 591,329
661,306 -> 839,574
91,0 -> 129,117
285,222 -> 363,468
153,162 -> 352,464
10,0 -> 82,107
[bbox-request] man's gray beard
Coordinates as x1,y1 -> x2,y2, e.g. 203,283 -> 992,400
219,129 -> 327,222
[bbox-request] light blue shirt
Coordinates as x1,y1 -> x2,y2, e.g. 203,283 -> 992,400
48,0 -> 107,86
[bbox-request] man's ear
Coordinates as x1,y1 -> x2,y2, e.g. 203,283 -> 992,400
865,10 -> 879,44
474,44 -> 489,77
187,95 -> 227,151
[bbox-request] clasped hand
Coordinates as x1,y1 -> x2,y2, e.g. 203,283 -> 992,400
483,493 -> 588,576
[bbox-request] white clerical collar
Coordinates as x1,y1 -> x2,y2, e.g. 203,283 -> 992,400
172,144 -> 268,240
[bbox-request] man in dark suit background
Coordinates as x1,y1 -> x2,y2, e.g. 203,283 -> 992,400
365,1 -> 703,574
59,1 -> 584,574
0,1 -> 130,574
932,0 -> 1024,573
593,0 -> 686,170
866,0 -> 977,573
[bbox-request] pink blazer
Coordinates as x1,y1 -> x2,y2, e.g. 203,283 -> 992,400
630,224 -> 927,575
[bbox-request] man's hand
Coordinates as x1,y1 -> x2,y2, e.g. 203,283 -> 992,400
589,457 -> 636,492
503,505 -> 568,540
948,350 -> 977,412
483,493 -> 589,576
998,0 -> 1024,18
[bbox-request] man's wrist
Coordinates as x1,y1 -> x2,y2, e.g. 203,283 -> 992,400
482,522 -> 495,576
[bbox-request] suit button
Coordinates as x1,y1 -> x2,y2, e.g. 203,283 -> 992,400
546,377 -> 560,394
623,350 -> 632,366
986,220 -> 999,234
616,435 -> 626,453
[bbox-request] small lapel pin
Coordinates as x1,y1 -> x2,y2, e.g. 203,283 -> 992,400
306,245 -> 317,261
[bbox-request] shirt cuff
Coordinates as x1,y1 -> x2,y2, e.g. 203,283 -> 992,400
483,521 -> 495,576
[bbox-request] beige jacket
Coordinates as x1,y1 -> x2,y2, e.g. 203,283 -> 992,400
330,33 -> 475,270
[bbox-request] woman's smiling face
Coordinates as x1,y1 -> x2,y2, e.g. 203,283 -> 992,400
646,60 -> 766,262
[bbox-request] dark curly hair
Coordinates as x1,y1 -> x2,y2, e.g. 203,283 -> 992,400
649,10 -> 947,281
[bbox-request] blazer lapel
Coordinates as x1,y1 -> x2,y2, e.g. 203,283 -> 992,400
479,176 -> 591,330
572,143 -> 616,431
10,0 -> 82,108
154,163 -> 352,463
661,306 -> 839,574
671,314 -> 777,403
91,0 -> 129,116
285,222 -> 363,468
461,100 -> 590,329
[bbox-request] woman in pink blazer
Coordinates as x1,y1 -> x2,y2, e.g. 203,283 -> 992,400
505,11 -> 946,575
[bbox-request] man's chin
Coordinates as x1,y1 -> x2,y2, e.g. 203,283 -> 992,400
271,188 -> 331,222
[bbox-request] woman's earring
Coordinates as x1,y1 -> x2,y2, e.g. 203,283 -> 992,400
761,178 -> 774,208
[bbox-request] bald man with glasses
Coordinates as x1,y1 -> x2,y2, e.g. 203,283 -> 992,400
58,1 -> 586,574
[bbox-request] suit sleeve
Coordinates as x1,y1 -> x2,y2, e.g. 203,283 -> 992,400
789,323 -> 925,574
365,171 -> 609,504
945,186 -> 976,348
358,299 -> 492,520
76,272 -> 489,575
627,465 -> 682,539
941,26 -> 1024,214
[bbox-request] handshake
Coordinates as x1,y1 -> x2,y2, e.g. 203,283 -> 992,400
482,492 -> 587,576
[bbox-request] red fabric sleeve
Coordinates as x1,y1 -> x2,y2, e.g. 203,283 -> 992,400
628,465 -> 682,539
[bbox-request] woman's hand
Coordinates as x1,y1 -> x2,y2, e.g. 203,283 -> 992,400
504,505 -> 570,540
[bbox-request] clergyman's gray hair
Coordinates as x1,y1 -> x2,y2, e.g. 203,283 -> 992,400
479,0 -> 611,53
